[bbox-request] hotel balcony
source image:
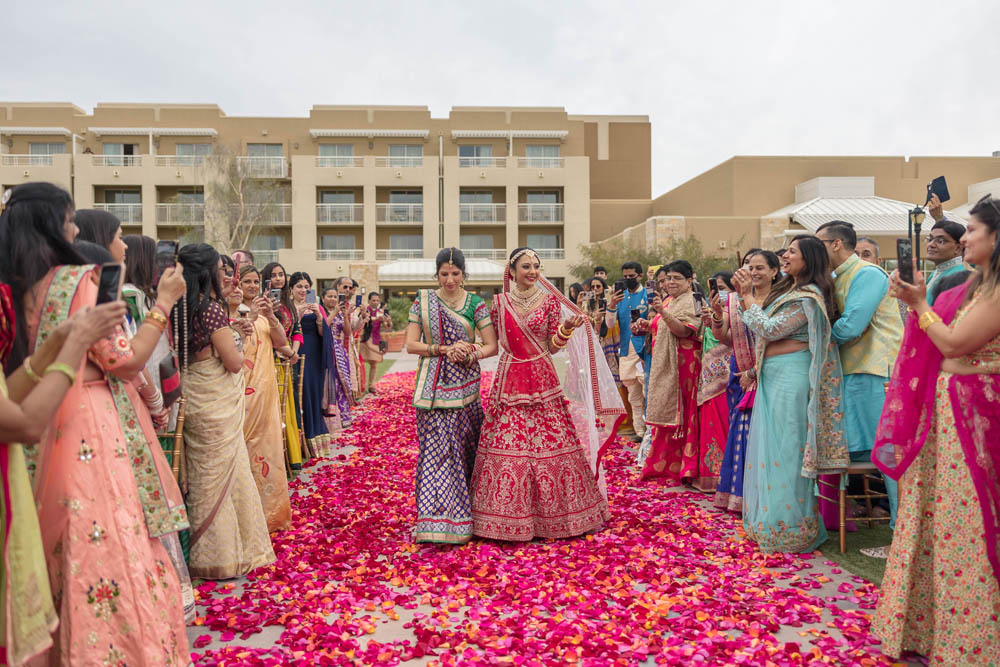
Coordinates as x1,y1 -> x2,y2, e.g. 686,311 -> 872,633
237,156 -> 288,179
458,157 -> 507,169
156,203 -> 204,225
95,203 -> 142,224
315,156 -> 364,168
376,203 -> 423,225
535,248 -> 565,260
461,249 -> 507,260
518,203 -> 564,223
316,249 -> 364,261
92,155 -> 143,167
154,156 -> 207,167
374,156 -> 423,168
1,154 -> 56,166
517,157 -> 564,169
459,203 -> 506,224
316,203 -> 364,224
245,203 -> 292,225
253,250 -> 280,265
375,249 -> 423,260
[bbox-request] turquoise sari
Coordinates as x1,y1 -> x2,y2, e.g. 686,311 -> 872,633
740,286 -> 847,553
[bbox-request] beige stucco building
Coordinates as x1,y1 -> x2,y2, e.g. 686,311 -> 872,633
0,102 -> 651,294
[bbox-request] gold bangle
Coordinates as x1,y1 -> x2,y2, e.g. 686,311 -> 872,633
551,335 -> 567,349
918,310 -> 942,332
23,356 -> 41,383
146,309 -> 169,328
558,324 -> 575,339
44,362 -> 76,385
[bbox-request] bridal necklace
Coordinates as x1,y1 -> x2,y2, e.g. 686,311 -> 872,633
509,282 -> 543,310
437,287 -> 467,311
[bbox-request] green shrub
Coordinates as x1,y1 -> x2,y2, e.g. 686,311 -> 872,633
570,236 -> 747,285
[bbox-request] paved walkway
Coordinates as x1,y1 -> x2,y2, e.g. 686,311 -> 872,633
185,357 -> 908,665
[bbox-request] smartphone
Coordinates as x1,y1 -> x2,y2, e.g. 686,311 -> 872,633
582,290 -> 594,301
614,279 -> 626,294
718,289 -> 730,300
645,279 -> 656,293
154,240 -> 178,287
598,297 -> 607,310
237,303 -> 250,318
692,291 -> 706,309
355,294 -> 363,308
338,293 -> 347,306
269,288 -> 282,302
263,280 -> 271,294
897,239 -> 915,284
926,175 -> 950,205
305,289 -> 317,305
96,263 -> 123,305
630,308 -> 641,323
589,297 -> 597,311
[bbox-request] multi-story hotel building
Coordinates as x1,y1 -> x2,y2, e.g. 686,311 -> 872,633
0,102 -> 651,294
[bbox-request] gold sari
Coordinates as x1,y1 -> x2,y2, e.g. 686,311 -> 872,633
242,317 -> 292,532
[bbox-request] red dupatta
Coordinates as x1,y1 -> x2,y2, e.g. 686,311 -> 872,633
874,281 -> 1000,584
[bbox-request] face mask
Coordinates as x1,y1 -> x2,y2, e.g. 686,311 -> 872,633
624,277 -> 639,290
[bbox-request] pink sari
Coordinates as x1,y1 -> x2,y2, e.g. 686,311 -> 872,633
874,281 -> 1000,584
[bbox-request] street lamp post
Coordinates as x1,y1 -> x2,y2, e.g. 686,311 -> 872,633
908,205 -> 926,270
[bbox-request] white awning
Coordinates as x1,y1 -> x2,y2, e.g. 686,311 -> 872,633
87,127 -> 217,136
310,128 -> 429,138
378,259 -> 504,282
451,129 -> 568,139
0,126 -> 71,135
767,196 -> 964,234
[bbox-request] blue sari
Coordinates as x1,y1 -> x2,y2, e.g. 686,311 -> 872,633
299,312 -> 332,456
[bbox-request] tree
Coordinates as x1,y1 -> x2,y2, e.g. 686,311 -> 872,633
203,144 -> 288,256
569,236 -> 747,284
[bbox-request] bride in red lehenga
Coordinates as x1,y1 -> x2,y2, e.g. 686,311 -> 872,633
471,247 -> 625,541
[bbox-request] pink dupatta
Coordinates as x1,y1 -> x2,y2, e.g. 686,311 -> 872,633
874,281 -> 1000,584
727,292 -> 756,410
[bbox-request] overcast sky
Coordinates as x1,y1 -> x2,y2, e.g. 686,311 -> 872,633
7,0 -> 999,194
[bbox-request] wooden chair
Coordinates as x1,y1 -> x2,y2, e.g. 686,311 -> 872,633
816,461 -> 892,553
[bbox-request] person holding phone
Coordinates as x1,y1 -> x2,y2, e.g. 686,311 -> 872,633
360,292 -> 392,393
605,261 -> 651,442
586,276 -> 620,388
922,201 -> 967,306
318,286 -> 354,434
873,194 -> 1000,664
336,276 -> 365,400
261,262 -> 305,471
638,262 -> 705,485
815,221 -> 903,536
290,271 -> 333,457
0,182 -> 197,664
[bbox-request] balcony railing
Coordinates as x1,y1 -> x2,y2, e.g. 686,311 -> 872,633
156,203 -> 205,225
1,154 -> 54,166
252,250 -> 280,265
237,156 -> 288,178
459,203 -> 506,224
461,249 -> 507,260
376,249 -> 423,261
316,203 -> 363,224
315,156 -> 364,168
534,248 -> 565,260
518,157 -> 564,169
374,156 -> 423,168
458,156 -> 506,168
376,203 -> 423,224
93,155 -> 142,167
240,203 -> 291,224
95,203 -> 142,223
519,203 -> 564,223
155,155 -> 208,167
316,249 -> 364,261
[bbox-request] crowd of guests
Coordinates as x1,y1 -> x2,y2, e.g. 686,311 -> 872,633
572,192 -> 999,663
0,182 -> 392,665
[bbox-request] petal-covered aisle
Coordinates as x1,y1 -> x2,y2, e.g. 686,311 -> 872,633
189,372 -> 901,666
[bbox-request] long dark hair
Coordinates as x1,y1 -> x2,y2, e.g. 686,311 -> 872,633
123,234 -> 156,309
75,208 -> 121,249
260,261 -> 297,328
73,240 -> 114,265
174,243 -> 223,368
0,182 -> 82,372
763,235 -> 838,321
965,194 -> 1000,304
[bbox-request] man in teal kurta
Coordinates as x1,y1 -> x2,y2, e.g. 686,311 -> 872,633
817,221 -> 904,531
924,219 -> 967,305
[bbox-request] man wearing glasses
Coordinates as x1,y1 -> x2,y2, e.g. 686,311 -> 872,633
925,193 -> 968,305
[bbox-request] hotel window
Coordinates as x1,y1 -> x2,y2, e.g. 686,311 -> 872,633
102,142 -> 139,166
175,143 -> 211,165
251,234 -> 285,251
526,233 -> 561,249
176,190 -> 204,204
524,144 -> 560,167
389,234 -> 422,250
460,190 -> 495,222
318,143 -> 355,167
179,229 -> 205,245
320,234 -> 356,250
105,190 -> 141,205
29,142 -> 66,155
247,143 -> 283,158
388,144 -> 422,167
460,234 -> 494,249
458,144 -> 492,167
320,191 -> 355,204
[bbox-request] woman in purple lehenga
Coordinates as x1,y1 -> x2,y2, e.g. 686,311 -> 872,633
323,298 -> 355,436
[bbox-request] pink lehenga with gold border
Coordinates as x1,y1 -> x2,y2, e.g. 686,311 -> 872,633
470,274 -> 624,541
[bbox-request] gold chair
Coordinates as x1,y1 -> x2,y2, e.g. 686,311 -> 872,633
816,461 -> 892,553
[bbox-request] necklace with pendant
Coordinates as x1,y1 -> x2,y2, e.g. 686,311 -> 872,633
509,284 -> 543,310
437,288 -> 466,311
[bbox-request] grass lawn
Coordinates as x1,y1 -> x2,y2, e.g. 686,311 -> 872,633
818,524 -> 893,585
370,359 -> 395,386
